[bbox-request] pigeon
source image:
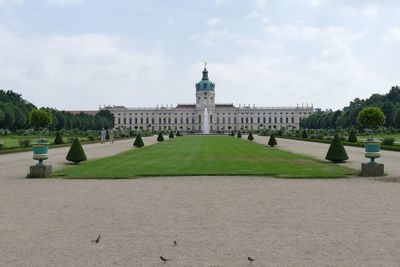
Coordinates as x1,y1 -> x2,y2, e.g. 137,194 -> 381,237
248,256 -> 255,262
173,240 -> 177,246
91,234 -> 101,243
160,256 -> 170,263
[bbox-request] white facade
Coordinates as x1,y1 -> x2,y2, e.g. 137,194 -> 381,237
105,67 -> 314,133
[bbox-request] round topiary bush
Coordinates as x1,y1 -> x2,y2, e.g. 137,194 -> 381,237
357,107 -> 386,129
347,128 -> 358,143
325,133 -> 349,163
133,133 -> 144,147
169,132 -> 174,139
54,131 -> 64,145
357,107 -> 386,140
66,138 -> 87,164
157,132 -> 164,142
268,134 -> 277,147
29,109 -> 52,142
247,132 -> 254,141
237,130 -> 242,138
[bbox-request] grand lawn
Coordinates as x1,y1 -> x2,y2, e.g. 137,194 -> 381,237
55,135 -> 357,178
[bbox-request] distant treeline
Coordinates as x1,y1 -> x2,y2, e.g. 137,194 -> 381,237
300,86 -> 400,129
0,90 -> 114,131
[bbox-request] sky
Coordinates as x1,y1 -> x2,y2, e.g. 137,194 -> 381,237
0,0 -> 399,111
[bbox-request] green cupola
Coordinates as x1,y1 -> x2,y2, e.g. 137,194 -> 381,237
196,63 -> 215,92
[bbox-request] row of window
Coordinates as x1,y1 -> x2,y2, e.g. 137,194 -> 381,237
117,111 -> 312,116
117,116 -> 303,125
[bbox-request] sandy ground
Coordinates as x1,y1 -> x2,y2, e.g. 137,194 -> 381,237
1,136 -> 400,266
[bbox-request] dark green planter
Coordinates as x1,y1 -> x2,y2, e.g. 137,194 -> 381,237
32,143 -> 49,166
364,140 -> 381,163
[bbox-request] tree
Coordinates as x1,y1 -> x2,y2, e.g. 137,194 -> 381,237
247,132 -> 254,141
357,107 -> 386,139
0,108 -> 5,126
394,107 -> 400,128
13,106 -> 27,130
29,109 -> 52,142
325,133 -> 349,163
268,134 -> 277,147
157,132 -> 164,142
66,138 -> 87,164
169,131 -> 174,139
54,131 -> 64,145
133,133 -> 144,147
347,128 -> 358,143
237,130 -> 242,138
2,104 -> 15,129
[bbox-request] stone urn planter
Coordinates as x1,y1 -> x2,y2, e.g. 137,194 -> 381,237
32,142 -> 49,166
364,140 -> 381,163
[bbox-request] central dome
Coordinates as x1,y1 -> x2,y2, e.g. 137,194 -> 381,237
196,67 -> 215,92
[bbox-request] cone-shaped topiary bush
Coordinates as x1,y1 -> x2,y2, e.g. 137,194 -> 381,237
237,130 -> 242,138
230,130 -> 235,136
133,133 -> 144,147
169,131 -> 174,139
325,133 -> 349,163
268,134 -> 277,147
247,132 -> 254,141
302,129 -> 308,139
176,130 -> 183,137
157,132 -> 164,142
54,131 -> 64,145
347,128 -> 358,143
66,138 -> 87,164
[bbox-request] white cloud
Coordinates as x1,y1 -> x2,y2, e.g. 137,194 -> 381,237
207,18 -> 220,28
383,27 -> 400,42
0,26 -> 173,110
0,0 -> 23,7
254,0 -> 267,9
48,0 -> 84,6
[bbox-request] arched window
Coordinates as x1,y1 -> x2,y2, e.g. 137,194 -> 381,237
198,114 -> 201,124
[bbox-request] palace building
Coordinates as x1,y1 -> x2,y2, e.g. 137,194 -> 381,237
103,65 -> 314,133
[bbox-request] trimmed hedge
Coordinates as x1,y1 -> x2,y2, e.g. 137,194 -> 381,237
66,138 -> 87,164
325,133 -> 349,162
347,128 -> 358,143
54,131 -> 64,145
247,132 -> 254,141
157,132 -> 164,142
268,134 -> 277,147
133,134 -> 144,147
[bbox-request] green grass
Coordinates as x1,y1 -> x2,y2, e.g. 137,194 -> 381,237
55,136 -> 356,179
0,135 -> 90,149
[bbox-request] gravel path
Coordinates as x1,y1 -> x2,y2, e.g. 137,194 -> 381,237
1,136 -> 400,266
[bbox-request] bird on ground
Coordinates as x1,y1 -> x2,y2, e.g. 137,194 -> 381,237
160,256 -> 170,263
248,256 -> 255,262
91,234 -> 101,243
173,240 -> 177,246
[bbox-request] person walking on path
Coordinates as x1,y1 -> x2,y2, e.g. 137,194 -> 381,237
100,128 -> 106,144
109,129 -> 114,144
